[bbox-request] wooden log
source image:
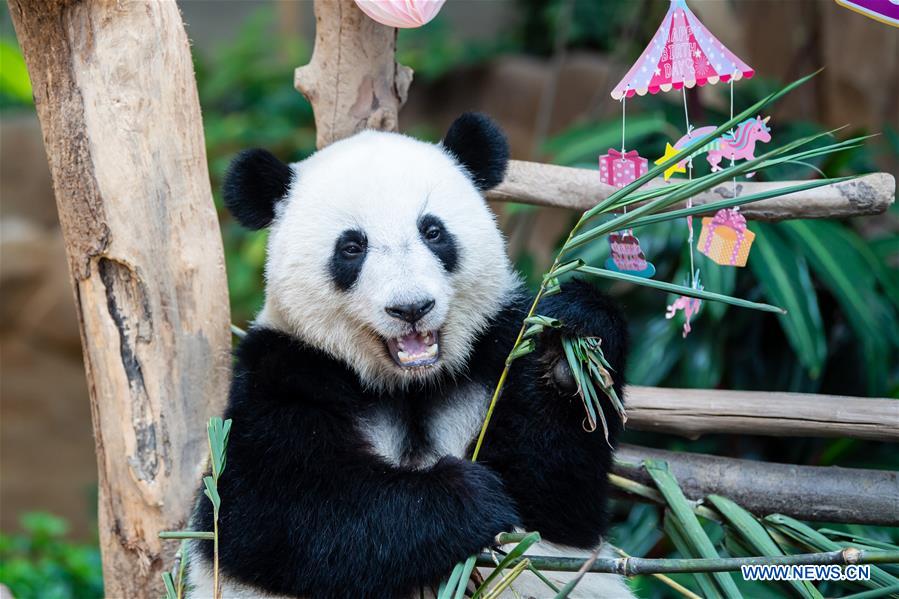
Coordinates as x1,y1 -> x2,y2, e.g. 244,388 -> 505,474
487,160 -> 896,220
295,0 -> 413,149
615,445 -> 899,525
9,1 -> 231,596
626,386 -> 899,442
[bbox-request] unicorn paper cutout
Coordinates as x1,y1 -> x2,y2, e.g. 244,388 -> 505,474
666,295 -> 702,338
673,116 -> 772,176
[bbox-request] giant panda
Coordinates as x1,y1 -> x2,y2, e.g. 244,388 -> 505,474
187,113 -> 633,599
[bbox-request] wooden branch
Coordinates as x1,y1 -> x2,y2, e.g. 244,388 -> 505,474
9,1 -> 231,596
625,386 -> 899,442
295,0 -> 413,149
614,445 -> 899,525
487,160 -> 896,220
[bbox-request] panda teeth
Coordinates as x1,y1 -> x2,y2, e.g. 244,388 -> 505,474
425,344 -> 438,356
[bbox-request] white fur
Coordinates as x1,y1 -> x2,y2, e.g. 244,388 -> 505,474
358,382 -> 489,469
257,130 -> 519,390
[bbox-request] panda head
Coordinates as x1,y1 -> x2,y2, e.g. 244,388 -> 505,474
225,113 -> 518,388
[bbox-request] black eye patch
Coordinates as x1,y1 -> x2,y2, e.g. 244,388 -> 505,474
418,214 -> 458,272
329,229 -> 367,291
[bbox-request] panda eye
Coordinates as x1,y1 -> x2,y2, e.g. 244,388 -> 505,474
341,241 -> 364,257
424,225 -> 442,242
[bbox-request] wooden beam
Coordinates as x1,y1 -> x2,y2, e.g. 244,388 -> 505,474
295,0 -> 412,149
487,160 -> 896,220
9,1 -> 231,596
625,386 -> 899,442
615,445 -> 899,525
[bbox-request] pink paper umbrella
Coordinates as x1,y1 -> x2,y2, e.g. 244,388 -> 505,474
611,0 -> 753,100
354,0 -> 446,29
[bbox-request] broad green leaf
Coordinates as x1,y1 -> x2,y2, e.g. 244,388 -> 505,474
780,220 -> 897,394
647,461 -> 742,598
708,495 -> 822,599
749,223 -> 826,379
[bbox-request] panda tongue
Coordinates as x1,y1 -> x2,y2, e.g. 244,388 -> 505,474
401,331 -> 430,356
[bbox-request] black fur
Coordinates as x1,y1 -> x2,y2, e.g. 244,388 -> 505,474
329,229 -> 368,291
224,149 -> 294,230
191,278 -> 627,598
442,113 -> 509,191
418,214 -> 459,272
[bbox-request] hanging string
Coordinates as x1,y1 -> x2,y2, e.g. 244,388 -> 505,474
730,77 -> 738,207
682,87 -> 696,287
621,93 -> 628,215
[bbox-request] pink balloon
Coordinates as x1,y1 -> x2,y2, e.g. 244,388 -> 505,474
354,0 -> 446,29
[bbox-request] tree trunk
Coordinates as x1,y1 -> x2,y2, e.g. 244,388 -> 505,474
295,0 -> 413,148
8,1 -> 231,596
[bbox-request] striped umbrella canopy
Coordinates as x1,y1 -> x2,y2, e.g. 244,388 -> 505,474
611,0 -> 754,100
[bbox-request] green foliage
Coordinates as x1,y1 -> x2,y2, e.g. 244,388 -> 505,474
194,10 -> 316,325
539,76 -> 899,396
0,513 -> 103,599
0,37 -> 33,108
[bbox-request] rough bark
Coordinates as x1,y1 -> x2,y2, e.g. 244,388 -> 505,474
488,160 -> 896,220
295,0 -> 413,148
615,445 -> 899,525
8,1 -> 231,596
626,386 -> 899,442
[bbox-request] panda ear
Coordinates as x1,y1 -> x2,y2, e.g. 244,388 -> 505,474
223,149 -> 294,230
442,113 -> 509,191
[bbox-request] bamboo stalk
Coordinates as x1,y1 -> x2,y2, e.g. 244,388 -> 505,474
475,548 -> 899,576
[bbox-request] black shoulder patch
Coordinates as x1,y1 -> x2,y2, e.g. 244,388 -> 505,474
223,149 -> 294,230
442,113 -> 509,191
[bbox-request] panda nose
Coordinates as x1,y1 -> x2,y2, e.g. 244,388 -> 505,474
385,299 -> 435,323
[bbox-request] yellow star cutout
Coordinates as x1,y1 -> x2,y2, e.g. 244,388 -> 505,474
655,143 -> 686,181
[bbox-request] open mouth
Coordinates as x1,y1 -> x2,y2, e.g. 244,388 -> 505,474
385,330 -> 440,368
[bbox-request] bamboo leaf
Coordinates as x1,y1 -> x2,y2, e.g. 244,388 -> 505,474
162,572 -> 177,599
576,265 -> 784,313
473,532 -> 542,599
506,339 -> 536,364
522,324 -> 544,339
763,514 -> 899,590
748,223 -> 826,379
708,495 -> 822,599
663,512 -> 722,599
524,315 -> 563,328
647,461 -> 742,598
203,476 -> 220,514
437,560 -> 467,599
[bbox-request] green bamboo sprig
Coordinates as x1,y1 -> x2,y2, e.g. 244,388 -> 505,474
159,417 -> 232,599
473,548 -> 899,576
470,72 -> 826,464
